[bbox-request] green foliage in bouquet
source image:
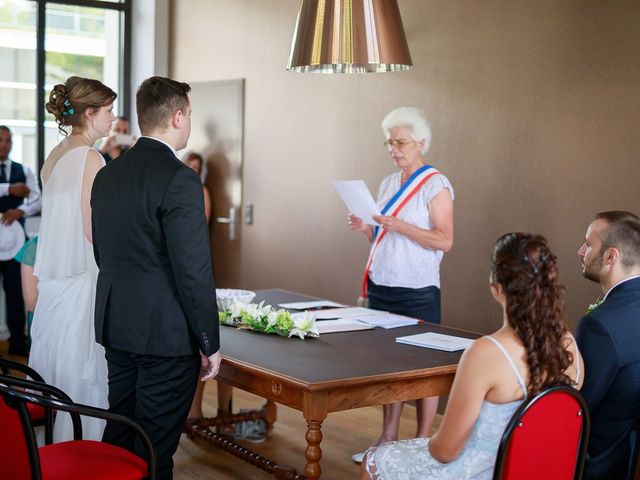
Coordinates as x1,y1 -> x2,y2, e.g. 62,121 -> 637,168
219,301 -> 319,339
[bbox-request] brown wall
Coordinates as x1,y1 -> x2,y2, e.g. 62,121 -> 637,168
170,0 -> 640,334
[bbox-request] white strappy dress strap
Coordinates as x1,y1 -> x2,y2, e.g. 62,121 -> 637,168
568,333 -> 581,384
485,336 -> 528,399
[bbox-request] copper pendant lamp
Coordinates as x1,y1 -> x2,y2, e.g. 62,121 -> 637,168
286,0 -> 413,73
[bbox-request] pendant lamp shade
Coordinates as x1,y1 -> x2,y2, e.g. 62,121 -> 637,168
286,0 -> 413,73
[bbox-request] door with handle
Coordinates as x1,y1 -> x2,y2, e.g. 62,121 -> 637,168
184,79 -> 244,288
215,207 -> 236,241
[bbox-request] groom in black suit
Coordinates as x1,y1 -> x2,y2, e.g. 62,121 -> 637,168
576,211 -> 640,480
91,76 -> 221,479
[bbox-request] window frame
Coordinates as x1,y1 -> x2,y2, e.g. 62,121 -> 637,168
34,0 -> 131,174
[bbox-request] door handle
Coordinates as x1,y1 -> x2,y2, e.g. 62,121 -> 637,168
215,207 -> 236,241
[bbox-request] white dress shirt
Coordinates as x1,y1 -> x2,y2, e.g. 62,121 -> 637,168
0,159 -> 42,217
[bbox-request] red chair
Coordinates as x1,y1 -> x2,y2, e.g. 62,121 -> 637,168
0,357 -> 55,444
493,385 -> 589,480
0,376 -> 156,479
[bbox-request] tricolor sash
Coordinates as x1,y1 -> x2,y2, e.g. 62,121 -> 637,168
361,165 -> 441,298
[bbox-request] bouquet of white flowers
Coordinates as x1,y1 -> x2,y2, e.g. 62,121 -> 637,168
219,301 -> 319,339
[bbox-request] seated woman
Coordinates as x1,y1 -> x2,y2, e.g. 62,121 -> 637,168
362,232 -> 584,480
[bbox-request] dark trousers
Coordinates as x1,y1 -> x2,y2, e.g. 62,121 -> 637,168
103,347 -> 200,480
0,259 -> 26,347
367,279 -> 441,324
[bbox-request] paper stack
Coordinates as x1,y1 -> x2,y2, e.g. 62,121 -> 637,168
357,314 -> 419,329
395,332 -> 474,352
316,319 -> 375,334
314,307 -> 388,320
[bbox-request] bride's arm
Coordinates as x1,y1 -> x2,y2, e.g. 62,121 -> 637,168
81,150 -> 105,243
427,338 -> 495,463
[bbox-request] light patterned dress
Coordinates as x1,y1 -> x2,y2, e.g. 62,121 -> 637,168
364,336 -> 527,480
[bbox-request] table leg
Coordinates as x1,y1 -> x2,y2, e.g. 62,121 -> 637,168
303,392 -> 328,480
304,419 -> 324,479
263,398 -> 277,432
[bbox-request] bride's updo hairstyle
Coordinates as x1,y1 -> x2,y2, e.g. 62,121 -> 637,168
491,232 -> 574,396
46,76 -> 117,135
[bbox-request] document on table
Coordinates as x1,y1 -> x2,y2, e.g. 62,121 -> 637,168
333,180 -> 381,225
316,319 -> 375,334
278,300 -> 347,310
395,332 -> 474,352
357,314 -> 420,329
315,307 -> 388,320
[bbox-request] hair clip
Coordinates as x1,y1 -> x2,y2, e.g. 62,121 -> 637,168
62,99 -> 75,117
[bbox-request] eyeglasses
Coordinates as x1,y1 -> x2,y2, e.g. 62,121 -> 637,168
383,139 -> 415,151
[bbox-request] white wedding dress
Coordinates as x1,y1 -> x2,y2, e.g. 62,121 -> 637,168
29,146 -> 109,442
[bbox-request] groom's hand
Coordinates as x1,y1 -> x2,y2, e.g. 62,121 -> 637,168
199,350 -> 222,381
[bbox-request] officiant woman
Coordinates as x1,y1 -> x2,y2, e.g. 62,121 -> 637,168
348,107 -> 454,462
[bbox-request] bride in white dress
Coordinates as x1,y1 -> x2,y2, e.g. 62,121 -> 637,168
29,76 -> 117,442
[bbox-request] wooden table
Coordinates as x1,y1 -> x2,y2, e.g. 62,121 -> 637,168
202,289 -> 478,479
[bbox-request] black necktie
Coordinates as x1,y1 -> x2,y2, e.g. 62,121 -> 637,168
0,163 -> 6,183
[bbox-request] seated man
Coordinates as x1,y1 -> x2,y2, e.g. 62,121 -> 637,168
577,211 -> 640,479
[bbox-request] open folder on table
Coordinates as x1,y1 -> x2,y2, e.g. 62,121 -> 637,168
314,307 -> 387,320
278,300 -> 346,310
315,319 -> 375,334
395,332 -> 474,352
357,314 -> 419,329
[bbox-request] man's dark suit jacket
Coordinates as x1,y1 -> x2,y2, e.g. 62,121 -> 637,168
91,137 -> 219,357
576,276 -> 640,479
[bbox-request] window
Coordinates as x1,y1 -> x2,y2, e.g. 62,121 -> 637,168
0,0 -> 130,173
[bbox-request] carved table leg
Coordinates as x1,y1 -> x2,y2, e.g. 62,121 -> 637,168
263,398 -> 278,432
303,391 -> 328,480
304,419 -> 324,479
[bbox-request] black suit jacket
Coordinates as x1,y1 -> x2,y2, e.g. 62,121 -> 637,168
91,137 -> 219,357
576,277 -> 640,479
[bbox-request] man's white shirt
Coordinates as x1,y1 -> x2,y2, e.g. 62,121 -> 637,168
0,159 -> 42,217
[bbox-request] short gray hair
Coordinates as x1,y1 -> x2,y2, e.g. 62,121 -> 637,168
381,107 -> 432,154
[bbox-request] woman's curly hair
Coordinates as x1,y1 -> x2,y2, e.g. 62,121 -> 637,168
45,76 -> 117,135
491,232 -> 574,396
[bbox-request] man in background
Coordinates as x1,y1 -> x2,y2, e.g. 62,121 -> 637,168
577,211 -> 640,479
99,116 -> 134,163
0,126 -> 41,356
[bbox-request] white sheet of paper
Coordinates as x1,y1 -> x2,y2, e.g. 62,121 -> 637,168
315,307 -> 388,320
333,180 -> 381,225
316,319 -> 375,334
357,314 -> 420,329
395,332 -> 474,352
278,300 -> 347,310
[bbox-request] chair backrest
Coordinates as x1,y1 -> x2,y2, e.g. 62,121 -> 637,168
493,385 -> 589,480
0,384 -> 40,479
